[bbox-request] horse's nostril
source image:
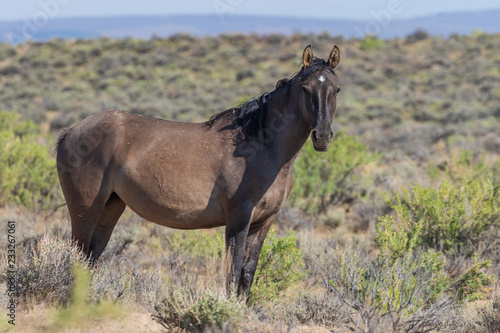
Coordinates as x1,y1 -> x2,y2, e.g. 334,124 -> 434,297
312,130 -> 318,141
329,131 -> 334,141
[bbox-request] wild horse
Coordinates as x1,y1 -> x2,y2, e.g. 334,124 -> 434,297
56,45 -> 341,297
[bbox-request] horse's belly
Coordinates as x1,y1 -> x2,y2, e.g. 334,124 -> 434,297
132,202 -> 224,230
113,169 -> 225,229
124,191 -> 224,229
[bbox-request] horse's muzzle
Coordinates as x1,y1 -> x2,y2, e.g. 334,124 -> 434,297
311,129 -> 333,152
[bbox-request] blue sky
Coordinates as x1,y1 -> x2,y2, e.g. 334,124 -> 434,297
1,0 -> 499,21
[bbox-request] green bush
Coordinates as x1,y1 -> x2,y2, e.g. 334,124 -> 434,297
0,111 -> 62,210
360,36 -> 385,51
376,216 -> 494,302
379,179 -> 500,257
376,178 -> 498,301
290,130 -> 379,214
250,228 -> 307,305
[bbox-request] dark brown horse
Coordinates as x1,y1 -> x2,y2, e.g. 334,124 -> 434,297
56,45 -> 341,297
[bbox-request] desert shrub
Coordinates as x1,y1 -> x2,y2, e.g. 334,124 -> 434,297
257,290 -> 342,328
377,216 -> 495,302
11,233 -> 89,306
0,111 -> 62,210
317,177 -> 499,331
88,258 -> 160,305
290,130 -> 379,214
379,179 -> 500,259
236,69 -> 255,81
0,43 -> 17,61
0,64 -> 21,76
155,288 -> 244,332
376,178 -> 498,301
50,105 -> 92,129
250,229 -> 307,305
7,232 -> 161,310
323,247 -> 457,333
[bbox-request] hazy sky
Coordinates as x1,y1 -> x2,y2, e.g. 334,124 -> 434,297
1,0 -> 499,21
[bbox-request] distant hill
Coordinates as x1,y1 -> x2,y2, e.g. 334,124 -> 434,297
1,10 -> 500,43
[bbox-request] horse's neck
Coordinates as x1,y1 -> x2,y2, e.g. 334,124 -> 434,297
264,85 -> 311,165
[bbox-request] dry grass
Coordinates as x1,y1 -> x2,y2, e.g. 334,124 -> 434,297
1,197 -> 497,332
463,292 -> 500,333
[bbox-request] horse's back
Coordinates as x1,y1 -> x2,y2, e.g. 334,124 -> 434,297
57,109 -> 220,170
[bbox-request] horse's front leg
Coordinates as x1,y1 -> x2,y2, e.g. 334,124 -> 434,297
224,205 -> 253,296
238,217 -> 273,298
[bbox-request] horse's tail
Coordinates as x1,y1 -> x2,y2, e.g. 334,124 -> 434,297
53,127 -> 72,156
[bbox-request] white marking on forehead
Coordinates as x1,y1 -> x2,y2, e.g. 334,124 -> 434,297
319,75 -> 325,82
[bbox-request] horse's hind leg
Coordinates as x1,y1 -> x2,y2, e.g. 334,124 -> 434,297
61,168 -> 112,260
66,195 -> 107,258
88,193 -> 126,261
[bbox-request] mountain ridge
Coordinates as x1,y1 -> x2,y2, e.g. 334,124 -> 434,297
1,10 -> 499,43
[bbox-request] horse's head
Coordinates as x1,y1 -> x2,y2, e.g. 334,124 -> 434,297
298,45 -> 341,152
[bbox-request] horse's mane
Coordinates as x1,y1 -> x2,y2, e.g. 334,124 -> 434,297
205,91 -> 273,140
205,58 -> 336,140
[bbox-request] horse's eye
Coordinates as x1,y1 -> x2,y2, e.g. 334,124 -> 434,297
336,88 -> 341,94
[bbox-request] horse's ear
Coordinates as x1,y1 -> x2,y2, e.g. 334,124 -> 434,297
302,45 -> 313,68
328,45 -> 340,69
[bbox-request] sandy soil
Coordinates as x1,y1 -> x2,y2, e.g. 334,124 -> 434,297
8,310 -> 166,333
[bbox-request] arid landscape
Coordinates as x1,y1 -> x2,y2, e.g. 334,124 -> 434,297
0,31 -> 500,332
